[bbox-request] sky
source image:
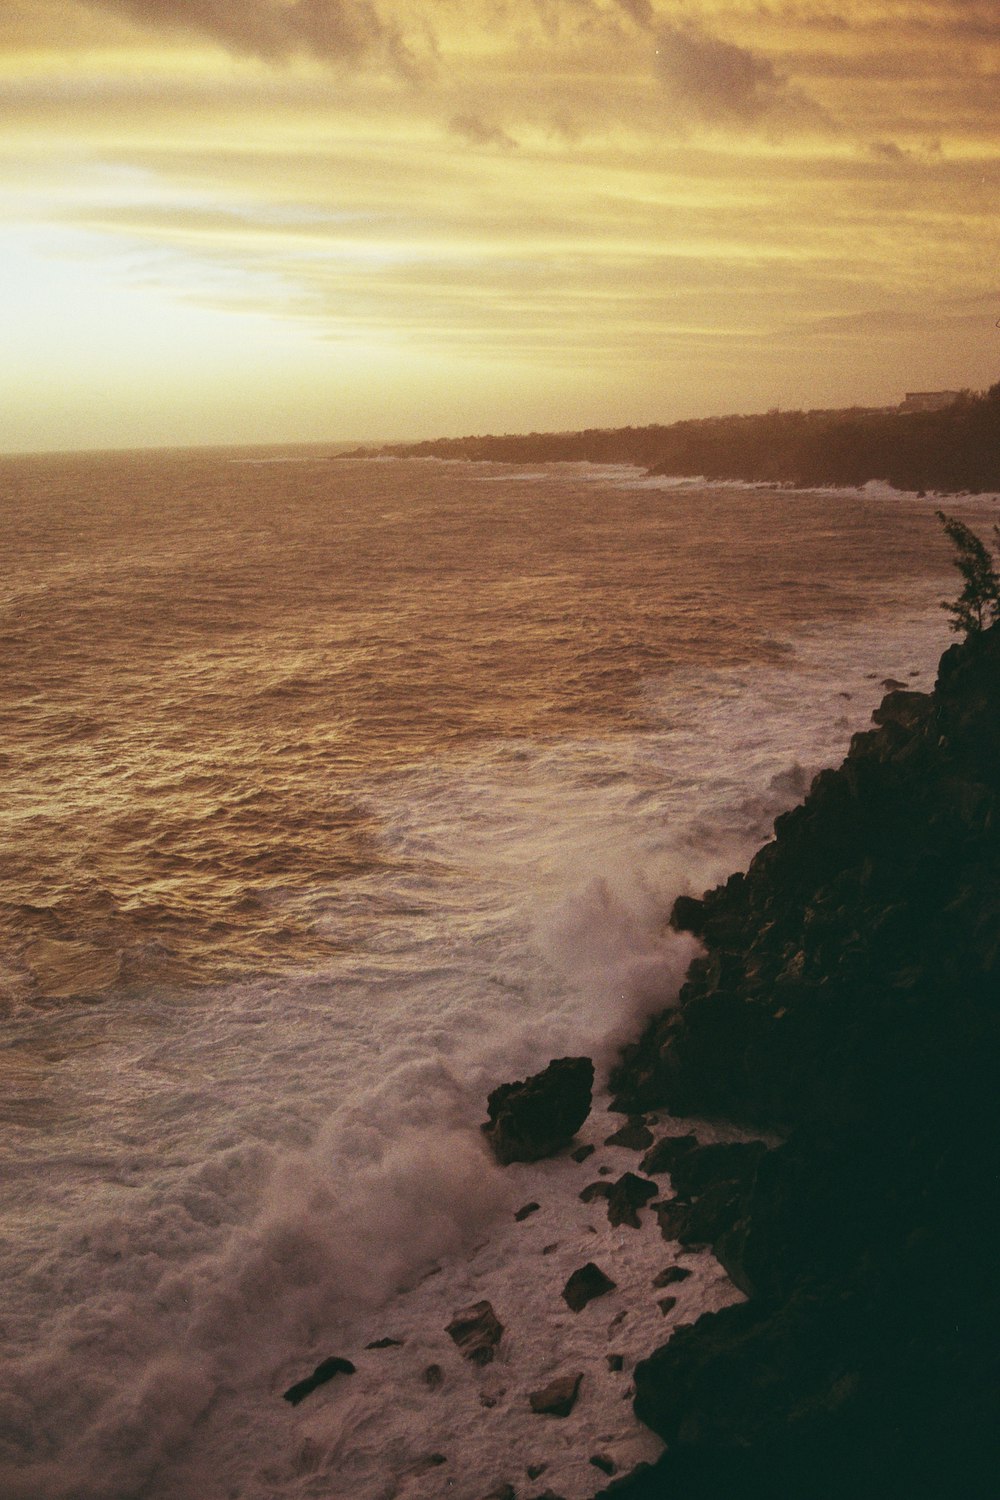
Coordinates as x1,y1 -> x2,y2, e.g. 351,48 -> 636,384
1,0 -> 998,451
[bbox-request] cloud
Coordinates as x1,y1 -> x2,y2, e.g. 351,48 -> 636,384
449,113 -> 518,151
653,20 -> 798,125
70,0 -> 406,66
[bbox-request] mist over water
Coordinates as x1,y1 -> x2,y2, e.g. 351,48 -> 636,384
1,451 -> 994,1497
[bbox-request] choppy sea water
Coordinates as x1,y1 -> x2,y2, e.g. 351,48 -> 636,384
1,450 -> 996,1499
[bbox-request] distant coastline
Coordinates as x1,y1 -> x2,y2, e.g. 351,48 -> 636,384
344,383 -> 1000,495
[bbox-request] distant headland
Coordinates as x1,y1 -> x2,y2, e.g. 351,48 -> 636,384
345,383 -> 1000,495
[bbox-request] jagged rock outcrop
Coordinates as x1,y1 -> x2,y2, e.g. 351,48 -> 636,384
601,624 -> 1000,1499
482,1056 -> 594,1164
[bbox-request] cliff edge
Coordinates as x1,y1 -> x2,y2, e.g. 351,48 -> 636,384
601,624 -> 1000,1498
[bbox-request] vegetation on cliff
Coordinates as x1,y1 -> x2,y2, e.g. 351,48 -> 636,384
350,382 -> 1000,494
598,618 -> 1000,1497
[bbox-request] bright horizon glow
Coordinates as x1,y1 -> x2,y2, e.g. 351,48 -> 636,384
2,2 -> 998,453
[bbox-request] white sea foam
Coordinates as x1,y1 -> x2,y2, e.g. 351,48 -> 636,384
0,456 -> 970,1500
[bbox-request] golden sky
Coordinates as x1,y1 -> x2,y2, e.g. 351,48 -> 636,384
2,0 -> 998,450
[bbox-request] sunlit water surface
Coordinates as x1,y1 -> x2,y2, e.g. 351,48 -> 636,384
1,450 -> 995,1498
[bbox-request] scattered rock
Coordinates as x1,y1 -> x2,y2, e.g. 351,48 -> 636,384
658,1295 -> 678,1316
365,1337 -> 403,1349
446,1301 -> 504,1365
529,1373 -> 583,1417
652,1265 -> 692,1288
515,1201 -> 541,1222
482,1056 -> 594,1164
590,1453 -> 617,1476
606,1172 -> 658,1228
282,1356 -> 356,1406
480,1387 -> 506,1408
579,1180 -> 612,1203
562,1262 -> 616,1311
607,1353 -> 625,1372
422,1363 -> 444,1390
571,1143 -> 595,1162
405,1453 -> 447,1477
604,1116 -> 655,1150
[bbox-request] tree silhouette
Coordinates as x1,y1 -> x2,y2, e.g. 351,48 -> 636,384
936,511 -> 1000,634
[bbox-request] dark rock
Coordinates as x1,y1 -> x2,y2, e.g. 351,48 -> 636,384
604,1117 -> 654,1150
422,1363 -> 444,1389
571,1143 -> 595,1162
604,623 -> 1000,1496
579,1180 -> 612,1203
664,1140 -> 768,1199
529,1372 -> 583,1417
655,1176 -> 748,1246
482,1056 -> 594,1164
365,1337 -> 403,1349
406,1454 -> 447,1476
528,1491 -> 568,1500
515,1201 -> 541,1222
482,1486 -> 516,1500
590,1454 -> 617,1475
607,1353 -> 624,1371
562,1262 -> 616,1311
652,1265 -> 692,1287
606,1172 -> 658,1228
282,1356 -> 356,1405
657,1296 -> 677,1316
542,1242 -> 559,1254
640,1132 -> 698,1176
526,1463 -> 547,1479
446,1301 -> 504,1364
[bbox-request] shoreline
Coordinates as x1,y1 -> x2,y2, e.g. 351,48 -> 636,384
342,384 -> 1000,497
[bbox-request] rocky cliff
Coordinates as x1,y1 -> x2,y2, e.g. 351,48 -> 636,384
600,623 -> 1000,1498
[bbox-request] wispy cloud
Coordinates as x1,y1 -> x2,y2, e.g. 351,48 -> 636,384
449,113 -> 518,151
653,19 -> 823,128
63,0 -> 409,67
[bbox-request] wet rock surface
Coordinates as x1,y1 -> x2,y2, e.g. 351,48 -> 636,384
282,1356 -> 356,1406
483,1056 -> 595,1165
603,625 -> 1000,1498
445,1301 -> 505,1365
605,1173 -> 658,1230
529,1372 -> 584,1417
561,1261 -> 617,1311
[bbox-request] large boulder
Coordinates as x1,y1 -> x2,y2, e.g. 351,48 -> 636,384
482,1057 -> 594,1164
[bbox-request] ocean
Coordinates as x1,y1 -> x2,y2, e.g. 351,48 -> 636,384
1,449 -> 995,1499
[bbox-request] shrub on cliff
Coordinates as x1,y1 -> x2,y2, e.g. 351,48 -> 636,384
936,510 -> 1000,633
